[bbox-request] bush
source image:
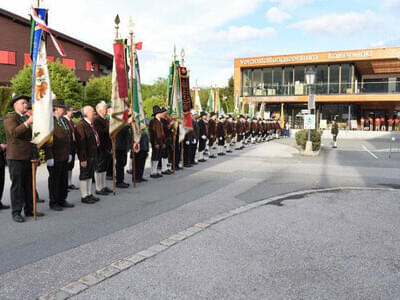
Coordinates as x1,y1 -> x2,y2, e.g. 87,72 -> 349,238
295,129 -> 322,151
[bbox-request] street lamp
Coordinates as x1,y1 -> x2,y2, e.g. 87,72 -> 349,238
304,66 -> 316,154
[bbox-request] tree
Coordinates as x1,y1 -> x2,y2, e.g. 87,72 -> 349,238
143,96 -> 165,118
11,60 -> 84,109
85,74 -> 112,108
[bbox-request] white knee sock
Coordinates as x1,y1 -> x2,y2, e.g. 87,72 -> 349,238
80,181 -> 87,198
68,170 -> 72,186
95,172 -> 102,191
101,172 -> 107,190
162,158 -> 168,172
151,161 -> 158,175
87,179 -> 92,196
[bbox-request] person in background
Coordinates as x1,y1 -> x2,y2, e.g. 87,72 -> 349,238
115,123 -> 131,188
360,117 -> 364,131
331,119 -> 339,148
64,103 -> 79,190
0,138 -> 9,210
134,128 -> 149,182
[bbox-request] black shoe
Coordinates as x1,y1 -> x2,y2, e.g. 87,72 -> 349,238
106,175 -> 113,181
209,155 -> 217,159
60,201 -> 74,208
198,159 -> 206,162
184,164 -> 193,168
227,150 -> 233,153
0,203 -> 10,210
68,184 -> 79,190
150,174 -> 162,178
81,196 -> 95,204
103,187 -> 113,193
139,178 -> 148,182
162,170 -> 173,175
126,169 -> 133,174
116,182 -> 130,188
25,211 -> 45,217
218,153 -> 223,156
89,194 -> 100,202
192,162 -> 199,165
36,198 -> 45,203
13,214 -> 25,223
175,166 -> 183,170
96,189 -> 109,195
50,204 -> 64,211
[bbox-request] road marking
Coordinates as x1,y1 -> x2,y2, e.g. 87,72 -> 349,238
362,144 -> 379,160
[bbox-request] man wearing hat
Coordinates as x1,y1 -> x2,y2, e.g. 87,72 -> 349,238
44,99 -> 74,211
76,106 -> 100,204
4,95 -> 44,222
191,111 -> 200,164
225,115 -> 234,153
64,103 -> 78,190
208,112 -> 217,158
160,108 -> 173,175
149,105 -> 165,178
217,115 -> 226,156
235,115 -> 244,150
94,101 -> 113,193
198,112 -> 208,162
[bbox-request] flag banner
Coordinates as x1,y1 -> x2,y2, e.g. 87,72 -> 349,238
110,40 -> 129,138
30,7 -> 65,57
234,94 -> 239,114
166,62 -> 174,114
193,86 -> 202,112
215,88 -> 220,115
135,42 -> 143,50
206,88 -> 214,113
131,49 -> 146,152
173,61 -> 183,120
31,8 -> 53,148
178,66 -> 193,129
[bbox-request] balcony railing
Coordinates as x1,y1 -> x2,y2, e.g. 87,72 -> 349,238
242,81 -> 400,97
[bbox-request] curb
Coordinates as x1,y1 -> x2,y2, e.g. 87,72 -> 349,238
37,186 -> 396,300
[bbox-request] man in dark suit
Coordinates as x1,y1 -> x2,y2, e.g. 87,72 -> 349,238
76,106 -> 100,204
0,140 -> 9,210
208,112 -> 217,158
160,109 -> 173,175
4,95 -> 44,222
94,101 -> 113,194
44,99 -> 74,211
217,115 -> 226,156
64,103 -> 78,190
198,112 -> 208,162
115,124 -> 131,188
134,128 -> 149,182
149,106 -> 165,178
191,111 -> 200,164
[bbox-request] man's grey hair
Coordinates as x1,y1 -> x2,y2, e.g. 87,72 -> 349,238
81,105 -> 94,117
96,101 -> 107,113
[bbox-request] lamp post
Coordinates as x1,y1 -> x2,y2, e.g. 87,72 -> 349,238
304,66 -> 316,154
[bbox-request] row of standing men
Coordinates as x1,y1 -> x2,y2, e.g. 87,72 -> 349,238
1,95 -> 281,223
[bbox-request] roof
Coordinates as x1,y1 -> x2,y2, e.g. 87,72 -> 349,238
0,7 -> 113,60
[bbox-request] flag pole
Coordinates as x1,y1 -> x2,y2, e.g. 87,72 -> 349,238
111,15 -> 119,196
172,122 -> 176,172
129,18 -> 136,188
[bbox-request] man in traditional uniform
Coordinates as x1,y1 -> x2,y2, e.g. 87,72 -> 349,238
244,116 -> 251,145
94,101 -> 113,194
4,95 -> 44,222
134,128 -> 149,182
44,99 -> 74,211
64,103 -> 79,190
236,115 -> 244,150
208,112 -> 217,158
225,115 -> 234,153
115,124 -> 131,188
251,117 -> 258,144
217,115 -> 226,156
149,106 -> 165,178
76,106 -> 100,204
191,111 -> 200,165
183,128 -> 194,167
160,108 -> 173,175
198,112 -> 208,162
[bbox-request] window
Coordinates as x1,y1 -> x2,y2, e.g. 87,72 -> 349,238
62,58 -> 76,69
263,68 -> 272,92
294,66 -> 305,95
242,69 -> 252,96
341,64 -> 352,94
252,69 -> 262,96
273,67 -> 283,95
94,63 -> 99,72
86,61 -> 92,71
284,67 -> 294,95
329,65 -> 340,94
0,50 -> 16,65
24,53 -> 32,66
316,65 -> 328,94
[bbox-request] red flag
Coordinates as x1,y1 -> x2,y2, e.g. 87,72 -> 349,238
113,42 -> 128,99
135,42 -> 143,50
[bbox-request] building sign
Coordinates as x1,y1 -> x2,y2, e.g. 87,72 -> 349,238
304,114 -> 315,130
328,51 -> 373,60
240,55 -> 319,66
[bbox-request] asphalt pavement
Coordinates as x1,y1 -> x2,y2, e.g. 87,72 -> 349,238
0,135 -> 399,299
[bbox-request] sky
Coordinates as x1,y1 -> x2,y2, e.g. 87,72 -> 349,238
2,0 -> 400,87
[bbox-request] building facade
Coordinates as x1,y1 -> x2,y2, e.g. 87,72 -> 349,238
0,8 -> 112,86
234,47 -> 400,129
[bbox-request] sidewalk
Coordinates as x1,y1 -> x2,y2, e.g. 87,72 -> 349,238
44,188 -> 400,300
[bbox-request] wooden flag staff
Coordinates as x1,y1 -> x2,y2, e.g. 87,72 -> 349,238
129,17 -> 136,188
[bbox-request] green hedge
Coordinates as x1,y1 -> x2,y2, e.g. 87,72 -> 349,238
295,129 -> 322,151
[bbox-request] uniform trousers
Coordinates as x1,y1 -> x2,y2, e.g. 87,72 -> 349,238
134,151 -> 148,179
7,160 -> 33,216
0,158 -> 5,203
47,161 -> 68,207
116,149 -> 128,183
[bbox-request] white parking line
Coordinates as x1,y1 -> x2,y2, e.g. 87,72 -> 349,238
362,144 -> 379,159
